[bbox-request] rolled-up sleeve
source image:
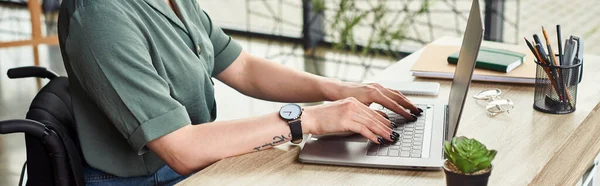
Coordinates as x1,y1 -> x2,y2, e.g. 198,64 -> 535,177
65,5 -> 191,154
197,9 -> 242,77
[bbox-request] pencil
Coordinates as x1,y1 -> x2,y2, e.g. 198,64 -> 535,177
542,26 -> 559,66
524,37 -> 536,55
542,26 -> 573,106
530,41 -> 563,102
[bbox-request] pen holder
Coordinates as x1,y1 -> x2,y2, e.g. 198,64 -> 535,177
533,56 -> 582,114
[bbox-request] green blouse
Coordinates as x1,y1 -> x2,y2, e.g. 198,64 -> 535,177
60,0 -> 242,177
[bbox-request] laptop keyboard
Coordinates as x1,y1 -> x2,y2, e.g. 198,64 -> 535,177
366,104 -> 430,158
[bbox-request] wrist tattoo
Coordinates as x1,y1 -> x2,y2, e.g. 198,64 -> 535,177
253,133 -> 292,151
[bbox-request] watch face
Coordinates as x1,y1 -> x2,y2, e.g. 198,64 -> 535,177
280,104 -> 302,120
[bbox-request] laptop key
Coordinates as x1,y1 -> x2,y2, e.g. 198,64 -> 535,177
390,145 -> 400,150
401,147 -> 411,151
413,146 -> 422,150
368,145 -> 379,151
400,151 -> 410,157
413,141 -> 423,146
412,150 -> 422,154
410,153 -> 421,158
414,138 -> 423,142
401,143 -> 411,147
377,148 -> 389,156
366,151 -> 377,156
388,149 -> 400,157
415,134 -> 424,138
415,130 -> 424,134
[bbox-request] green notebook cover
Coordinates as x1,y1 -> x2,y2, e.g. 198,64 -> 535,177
447,47 -> 526,73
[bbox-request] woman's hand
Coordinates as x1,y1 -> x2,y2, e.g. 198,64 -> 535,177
326,82 -> 422,120
302,97 -> 400,144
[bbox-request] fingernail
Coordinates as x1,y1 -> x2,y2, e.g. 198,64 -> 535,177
411,114 -> 418,121
390,134 -> 398,141
390,122 -> 397,128
414,108 -> 424,116
377,137 -> 384,144
383,114 -> 389,120
392,131 -> 399,137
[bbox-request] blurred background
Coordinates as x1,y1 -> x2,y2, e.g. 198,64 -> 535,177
1,0 -> 599,185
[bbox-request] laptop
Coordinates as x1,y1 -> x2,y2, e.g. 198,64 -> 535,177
298,0 -> 484,170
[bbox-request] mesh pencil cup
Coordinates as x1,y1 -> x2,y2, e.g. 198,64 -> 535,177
533,55 -> 582,114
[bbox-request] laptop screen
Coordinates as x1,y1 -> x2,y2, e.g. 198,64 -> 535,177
446,0 -> 484,141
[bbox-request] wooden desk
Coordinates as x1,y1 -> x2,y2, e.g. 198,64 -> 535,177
178,37 -> 600,186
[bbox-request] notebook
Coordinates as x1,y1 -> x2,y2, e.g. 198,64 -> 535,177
447,47 -> 526,73
411,44 -> 536,84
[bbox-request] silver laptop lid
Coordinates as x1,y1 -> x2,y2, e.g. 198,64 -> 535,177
446,0 -> 484,141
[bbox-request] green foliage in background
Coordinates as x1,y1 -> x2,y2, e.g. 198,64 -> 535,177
444,136 -> 497,174
311,0 -> 432,57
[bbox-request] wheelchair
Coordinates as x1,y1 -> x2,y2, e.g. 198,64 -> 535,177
0,66 -> 84,186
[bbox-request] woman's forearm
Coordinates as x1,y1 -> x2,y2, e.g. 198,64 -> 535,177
217,51 -> 344,103
147,112 -> 298,175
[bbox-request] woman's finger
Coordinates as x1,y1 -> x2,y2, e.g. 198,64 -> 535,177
386,88 -> 421,114
346,121 -> 380,144
374,110 -> 388,119
371,90 -> 416,122
353,102 -> 393,129
350,111 -> 393,142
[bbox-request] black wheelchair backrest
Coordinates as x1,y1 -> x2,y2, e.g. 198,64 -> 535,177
5,70 -> 85,186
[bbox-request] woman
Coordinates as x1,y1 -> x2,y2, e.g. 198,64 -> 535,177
59,0 -> 422,185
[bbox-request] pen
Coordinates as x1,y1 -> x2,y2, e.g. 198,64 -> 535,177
533,34 -> 546,57
536,41 -> 564,102
563,38 -> 578,86
573,36 -> 584,85
527,37 -> 548,65
543,26 -> 572,106
557,25 -> 563,65
535,43 -> 564,101
563,36 -> 576,66
527,37 -> 562,100
535,42 -> 549,65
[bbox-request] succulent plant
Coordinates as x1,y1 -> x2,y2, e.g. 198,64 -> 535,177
444,136 -> 497,174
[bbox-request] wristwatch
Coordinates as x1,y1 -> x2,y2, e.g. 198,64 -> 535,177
279,104 -> 303,144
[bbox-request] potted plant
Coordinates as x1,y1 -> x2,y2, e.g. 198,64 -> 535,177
443,136 -> 497,186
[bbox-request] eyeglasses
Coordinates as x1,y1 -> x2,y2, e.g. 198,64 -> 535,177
473,89 -> 515,117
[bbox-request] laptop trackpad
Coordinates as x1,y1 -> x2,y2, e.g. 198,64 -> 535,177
314,133 -> 368,143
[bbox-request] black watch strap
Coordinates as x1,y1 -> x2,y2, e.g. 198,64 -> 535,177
289,120 -> 303,144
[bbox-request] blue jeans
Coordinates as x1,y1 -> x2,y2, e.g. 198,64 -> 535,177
83,165 -> 188,186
